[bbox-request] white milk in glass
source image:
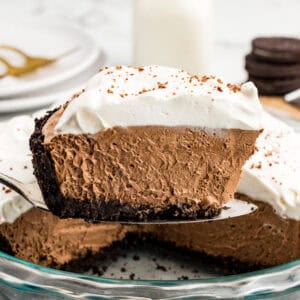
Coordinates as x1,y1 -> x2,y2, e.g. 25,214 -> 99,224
133,0 -> 213,74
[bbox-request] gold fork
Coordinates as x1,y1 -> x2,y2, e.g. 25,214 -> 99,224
0,45 -> 77,78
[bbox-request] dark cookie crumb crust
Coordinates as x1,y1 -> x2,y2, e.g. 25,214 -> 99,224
29,109 -> 220,222
59,232 -> 266,276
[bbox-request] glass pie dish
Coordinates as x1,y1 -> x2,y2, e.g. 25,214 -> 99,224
1,248 -> 300,300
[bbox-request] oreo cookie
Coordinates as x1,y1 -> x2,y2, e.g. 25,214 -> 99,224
252,37 -> 300,63
248,75 -> 300,95
245,54 -> 300,78
245,37 -> 300,95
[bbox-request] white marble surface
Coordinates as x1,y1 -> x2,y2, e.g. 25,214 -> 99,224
1,0 -> 300,80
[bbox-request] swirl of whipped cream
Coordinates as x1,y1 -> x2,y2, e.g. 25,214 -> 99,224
55,66 -> 263,134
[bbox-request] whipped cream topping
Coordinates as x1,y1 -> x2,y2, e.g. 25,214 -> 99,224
55,66 -> 263,134
0,116 -> 34,224
238,113 -> 300,220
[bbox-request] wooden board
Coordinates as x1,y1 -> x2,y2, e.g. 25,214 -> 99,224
260,96 -> 300,120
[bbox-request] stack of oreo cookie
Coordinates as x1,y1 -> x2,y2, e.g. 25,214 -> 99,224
245,37 -> 300,95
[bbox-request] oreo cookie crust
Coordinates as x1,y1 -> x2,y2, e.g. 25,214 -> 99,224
245,54 -> 300,78
252,37 -> 300,63
30,109 -> 221,222
61,232 -> 265,277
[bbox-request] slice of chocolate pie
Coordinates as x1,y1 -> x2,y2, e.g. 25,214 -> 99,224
30,66 -> 263,222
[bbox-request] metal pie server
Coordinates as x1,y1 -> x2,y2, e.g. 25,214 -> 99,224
0,172 -> 257,225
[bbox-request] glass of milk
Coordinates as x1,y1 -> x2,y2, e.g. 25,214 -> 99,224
133,0 -> 213,74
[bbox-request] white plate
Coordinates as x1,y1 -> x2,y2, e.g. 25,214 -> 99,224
0,51 -> 105,114
0,19 -> 102,98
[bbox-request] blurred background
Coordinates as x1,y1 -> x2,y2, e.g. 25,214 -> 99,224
0,0 -> 300,116
2,0 -> 298,78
